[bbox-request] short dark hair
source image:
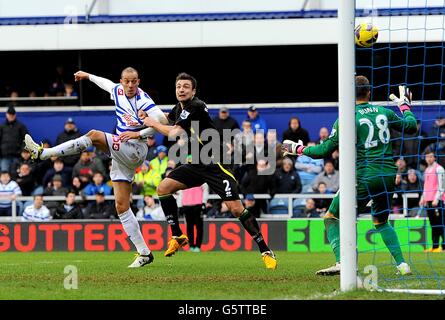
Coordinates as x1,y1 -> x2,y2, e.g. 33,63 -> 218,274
121,67 -> 139,78
356,75 -> 371,100
425,150 -> 436,156
33,194 -> 43,199
175,72 -> 197,90
66,190 -> 76,197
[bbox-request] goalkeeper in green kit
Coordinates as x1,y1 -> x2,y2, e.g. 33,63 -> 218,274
282,76 -> 416,276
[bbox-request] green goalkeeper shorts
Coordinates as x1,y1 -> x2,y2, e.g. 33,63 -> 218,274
327,174 -> 395,219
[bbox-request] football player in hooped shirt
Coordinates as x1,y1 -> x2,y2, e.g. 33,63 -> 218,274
142,72 -> 277,270
24,67 -> 167,268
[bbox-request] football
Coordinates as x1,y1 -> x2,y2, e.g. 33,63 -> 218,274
355,22 -> 379,47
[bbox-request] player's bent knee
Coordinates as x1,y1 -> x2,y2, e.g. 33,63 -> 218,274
115,201 -> 129,215
227,201 -> 244,217
156,182 -> 171,197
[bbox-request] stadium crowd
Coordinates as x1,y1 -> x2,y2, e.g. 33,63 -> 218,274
0,104 -> 444,221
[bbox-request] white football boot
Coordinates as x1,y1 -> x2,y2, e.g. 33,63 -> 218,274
24,134 -> 44,160
316,262 -> 341,276
128,252 -> 154,268
396,262 -> 412,276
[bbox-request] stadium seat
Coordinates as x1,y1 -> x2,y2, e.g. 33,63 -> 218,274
268,197 -> 289,215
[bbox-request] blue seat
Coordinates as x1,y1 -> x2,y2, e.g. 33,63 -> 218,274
269,198 -> 289,214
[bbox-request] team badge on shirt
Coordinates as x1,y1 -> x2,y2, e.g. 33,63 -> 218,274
180,110 -> 190,120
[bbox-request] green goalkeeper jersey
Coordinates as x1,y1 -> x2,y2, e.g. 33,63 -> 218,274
303,102 -> 417,179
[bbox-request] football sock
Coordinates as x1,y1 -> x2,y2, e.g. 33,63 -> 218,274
324,218 -> 340,263
239,209 -> 270,253
41,135 -> 92,159
159,194 -> 182,237
119,208 -> 150,256
375,222 -> 405,265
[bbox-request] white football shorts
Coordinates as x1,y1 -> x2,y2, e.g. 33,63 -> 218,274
104,132 -> 148,182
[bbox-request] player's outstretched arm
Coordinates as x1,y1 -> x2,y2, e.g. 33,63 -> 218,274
74,70 -> 116,95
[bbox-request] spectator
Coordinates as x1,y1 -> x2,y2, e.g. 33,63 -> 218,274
419,151 -> 445,252
423,140 -> 445,169
317,127 -> 330,144
72,148 -> 105,184
71,176 -> 86,195
136,195 -> 164,221
234,120 -> 255,164
294,142 -> 324,191
396,157 -> 408,176
304,198 -> 320,218
240,159 -> 275,215
213,107 -> 240,142
312,160 -> 339,193
253,132 -> 269,164
82,172 -> 112,196
7,91 -> 19,108
243,193 -> 261,218
267,130 -> 282,169
150,145 -> 168,177
0,171 -> 22,216
391,120 -> 426,169
43,174 -> 69,214
328,149 -> 340,171
178,184 -> 209,252
21,194 -> 51,221
282,117 -> 310,145
392,174 -> 405,213
0,106 -> 28,172
55,118 -> 82,168
42,158 -> 72,188
133,161 -> 162,196
246,105 -> 268,134
314,182 -> 332,215
84,191 -> 116,219
402,169 -> 423,215
426,116 -> 445,145
15,163 -> 36,196
49,65 -> 66,96
53,191 -> 83,219
64,83 -> 78,97
145,136 -> 158,162
274,157 -> 302,194
9,149 -> 34,179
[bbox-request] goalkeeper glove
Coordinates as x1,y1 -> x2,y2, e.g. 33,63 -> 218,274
389,85 -> 412,113
282,140 -> 305,156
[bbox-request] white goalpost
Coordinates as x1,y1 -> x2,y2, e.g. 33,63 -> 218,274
338,0 -> 357,292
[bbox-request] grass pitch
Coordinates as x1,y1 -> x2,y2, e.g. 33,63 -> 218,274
0,251 -> 443,300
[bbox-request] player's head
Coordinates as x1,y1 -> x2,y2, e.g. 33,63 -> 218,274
175,72 -> 197,104
120,67 -> 140,98
425,150 -> 436,165
356,75 -> 371,102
